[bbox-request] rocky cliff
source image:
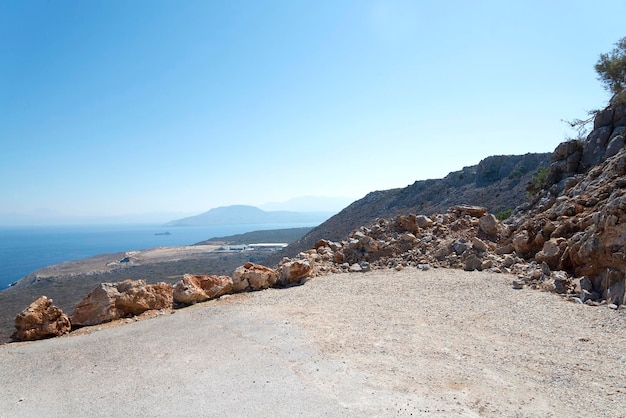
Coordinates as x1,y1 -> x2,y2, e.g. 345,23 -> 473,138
266,152 -> 550,265
498,97 -> 626,304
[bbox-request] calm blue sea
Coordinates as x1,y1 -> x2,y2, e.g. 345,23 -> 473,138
0,223 -> 313,290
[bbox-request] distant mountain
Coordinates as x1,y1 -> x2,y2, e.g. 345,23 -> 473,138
164,205 -> 334,227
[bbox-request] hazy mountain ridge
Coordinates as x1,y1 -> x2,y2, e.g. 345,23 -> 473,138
165,205 -> 335,227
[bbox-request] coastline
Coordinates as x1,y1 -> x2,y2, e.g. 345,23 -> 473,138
0,223 -> 315,290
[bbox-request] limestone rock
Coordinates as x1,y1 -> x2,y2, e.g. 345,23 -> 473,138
512,230 -> 533,256
478,213 -> 499,237
359,236 -> 379,253
173,274 -> 233,305
450,205 -> 488,218
115,281 -> 173,316
71,283 -> 119,326
232,262 -> 279,291
197,275 -> 233,298
472,237 -> 489,253
71,280 -> 173,327
392,214 -> 420,234
313,239 -> 330,249
535,238 -> 565,270
453,239 -> 470,255
280,260 -> 312,286
173,275 -> 209,305
349,263 -> 362,272
415,215 -> 434,228
464,254 -> 483,271
13,296 -> 71,341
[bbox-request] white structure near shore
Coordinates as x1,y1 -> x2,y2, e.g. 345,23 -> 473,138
219,243 -> 288,251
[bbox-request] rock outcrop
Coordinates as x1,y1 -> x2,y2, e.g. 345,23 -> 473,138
173,274 -> 233,305
501,150 -> 626,305
499,100 -> 626,306
232,262 -> 279,291
278,259 -> 313,286
13,296 -> 71,341
71,280 -> 173,327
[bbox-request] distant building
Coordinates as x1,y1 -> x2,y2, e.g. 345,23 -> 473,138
248,243 -> 288,250
220,245 -> 248,251
218,243 -> 288,252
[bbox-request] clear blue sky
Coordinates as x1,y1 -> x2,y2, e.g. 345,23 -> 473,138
1,0 -> 625,222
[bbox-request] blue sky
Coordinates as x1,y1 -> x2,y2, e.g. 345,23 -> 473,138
1,0 -> 625,223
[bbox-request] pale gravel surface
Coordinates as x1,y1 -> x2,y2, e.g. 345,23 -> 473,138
1,268 -> 625,417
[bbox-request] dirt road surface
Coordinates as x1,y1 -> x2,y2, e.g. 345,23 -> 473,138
1,269 -> 624,417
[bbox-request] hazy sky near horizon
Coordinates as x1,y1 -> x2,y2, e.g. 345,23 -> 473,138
1,0 -> 625,221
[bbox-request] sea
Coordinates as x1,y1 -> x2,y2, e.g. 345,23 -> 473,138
0,223 -> 314,290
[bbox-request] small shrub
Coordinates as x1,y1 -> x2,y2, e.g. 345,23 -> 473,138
526,166 -> 550,198
508,165 -> 527,180
482,167 -> 498,181
495,209 -> 513,221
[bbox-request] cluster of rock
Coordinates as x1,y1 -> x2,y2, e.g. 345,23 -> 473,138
280,200 -> 625,309
278,206 -> 561,286
498,99 -> 626,306
502,158 -> 626,306
13,261 -> 313,341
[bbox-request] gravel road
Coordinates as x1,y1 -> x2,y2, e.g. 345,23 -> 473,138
1,268 -> 624,417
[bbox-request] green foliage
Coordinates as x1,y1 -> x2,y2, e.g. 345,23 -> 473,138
532,166 -> 550,189
525,166 -> 550,198
495,209 -> 513,221
482,167 -> 498,181
562,37 -> 626,140
508,165 -> 527,180
595,37 -> 626,96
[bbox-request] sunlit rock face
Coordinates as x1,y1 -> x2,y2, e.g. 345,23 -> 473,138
13,296 -> 71,341
173,274 -> 233,305
70,280 -> 173,326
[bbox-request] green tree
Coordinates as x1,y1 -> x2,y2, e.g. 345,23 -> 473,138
595,37 -> 626,96
563,37 -> 626,138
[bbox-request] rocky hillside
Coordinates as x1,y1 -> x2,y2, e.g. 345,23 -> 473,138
266,152 -> 550,264
499,96 -> 626,304
271,97 -> 626,308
